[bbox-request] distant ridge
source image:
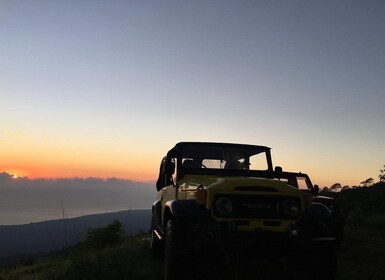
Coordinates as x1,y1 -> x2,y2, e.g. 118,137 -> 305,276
0,209 -> 151,263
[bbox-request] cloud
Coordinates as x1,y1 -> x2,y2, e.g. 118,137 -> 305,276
0,172 -> 156,225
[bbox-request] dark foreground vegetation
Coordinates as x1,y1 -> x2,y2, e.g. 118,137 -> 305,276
1,183 -> 385,280
0,221 -> 163,280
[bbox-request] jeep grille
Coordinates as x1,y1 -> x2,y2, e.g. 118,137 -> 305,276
213,194 -> 301,219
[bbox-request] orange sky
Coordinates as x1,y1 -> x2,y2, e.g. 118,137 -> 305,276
1,138 -> 382,188
1,152 -> 159,181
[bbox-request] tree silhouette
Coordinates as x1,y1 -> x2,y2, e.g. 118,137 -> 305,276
379,165 -> 385,182
341,185 -> 350,191
360,177 -> 374,187
321,186 -> 330,193
330,183 -> 342,192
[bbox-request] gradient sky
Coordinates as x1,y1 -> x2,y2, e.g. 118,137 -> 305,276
1,0 -> 384,187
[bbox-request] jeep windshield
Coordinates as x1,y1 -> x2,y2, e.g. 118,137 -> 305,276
171,142 -> 274,178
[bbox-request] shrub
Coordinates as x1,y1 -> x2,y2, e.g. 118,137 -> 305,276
85,220 -> 125,249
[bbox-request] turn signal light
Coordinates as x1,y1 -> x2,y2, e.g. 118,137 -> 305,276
193,189 -> 207,205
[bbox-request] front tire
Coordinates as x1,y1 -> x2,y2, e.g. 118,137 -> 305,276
164,217 -> 189,280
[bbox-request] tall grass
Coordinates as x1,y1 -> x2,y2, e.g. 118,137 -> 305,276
337,209 -> 385,280
0,221 -> 163,280
0,235 -> 163,280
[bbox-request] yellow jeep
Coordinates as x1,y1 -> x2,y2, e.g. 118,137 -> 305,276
151,142 -> 337,280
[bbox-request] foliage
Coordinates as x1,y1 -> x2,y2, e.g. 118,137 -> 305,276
330,183 -> 342,192
323,181 -> 385,217
63,234 -> 162,280
84,220 -> 125,249
379,165 -> 385,182
341,185 -> 350,191
360,177 -> 374,187
0,232 -> 163,280
337,214 -> 385,280
326,164 -> 385,193
320,186 -> 330,193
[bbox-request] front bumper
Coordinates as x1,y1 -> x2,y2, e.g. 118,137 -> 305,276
189,218 -> 336,247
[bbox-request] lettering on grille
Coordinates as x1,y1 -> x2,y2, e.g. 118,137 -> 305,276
243,203 -> 272,210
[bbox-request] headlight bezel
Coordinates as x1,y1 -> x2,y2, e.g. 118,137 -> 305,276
214,196 -> 234,216
281,198 -> 300,218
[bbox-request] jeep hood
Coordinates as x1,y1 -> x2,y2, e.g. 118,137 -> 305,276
179,175 -> 300,194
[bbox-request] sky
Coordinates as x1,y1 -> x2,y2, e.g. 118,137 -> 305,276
1,0 -> 385,189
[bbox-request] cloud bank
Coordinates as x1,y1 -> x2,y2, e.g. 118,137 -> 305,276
0,172 -> 156,225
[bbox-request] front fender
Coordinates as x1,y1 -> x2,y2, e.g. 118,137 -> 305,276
165,200 -> 208,218
152,200 -> 162,229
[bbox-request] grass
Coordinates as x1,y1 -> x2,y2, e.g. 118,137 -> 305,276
0,233 -> 163,280
336,214 -> 385,280
1,215 -> 384,280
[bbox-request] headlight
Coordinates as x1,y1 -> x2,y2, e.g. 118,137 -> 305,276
282,198 -> 300,218
215,196 -> 233,216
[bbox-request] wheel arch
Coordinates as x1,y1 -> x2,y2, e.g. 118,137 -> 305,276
164,199 -> 207,218
152,199 -> 163,232
304,202 -> 331,220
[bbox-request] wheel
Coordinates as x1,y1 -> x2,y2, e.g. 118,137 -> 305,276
164,217 -> 189,280
150,212 -> 163,257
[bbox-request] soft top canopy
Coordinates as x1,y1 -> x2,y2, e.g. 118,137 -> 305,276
157,142 -> 275,187
166,142 -> 271,158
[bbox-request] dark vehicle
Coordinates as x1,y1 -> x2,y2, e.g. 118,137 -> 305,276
151,142 -> 339,280
275,170 -> 345,244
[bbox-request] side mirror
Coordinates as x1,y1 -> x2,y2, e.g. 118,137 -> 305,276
313,184 -> 319,196
274,166 -> 283,178
165,160 -> 175,177
156,157 -> 175,191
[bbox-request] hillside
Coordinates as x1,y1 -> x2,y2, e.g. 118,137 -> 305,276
0,209 -> 151,263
